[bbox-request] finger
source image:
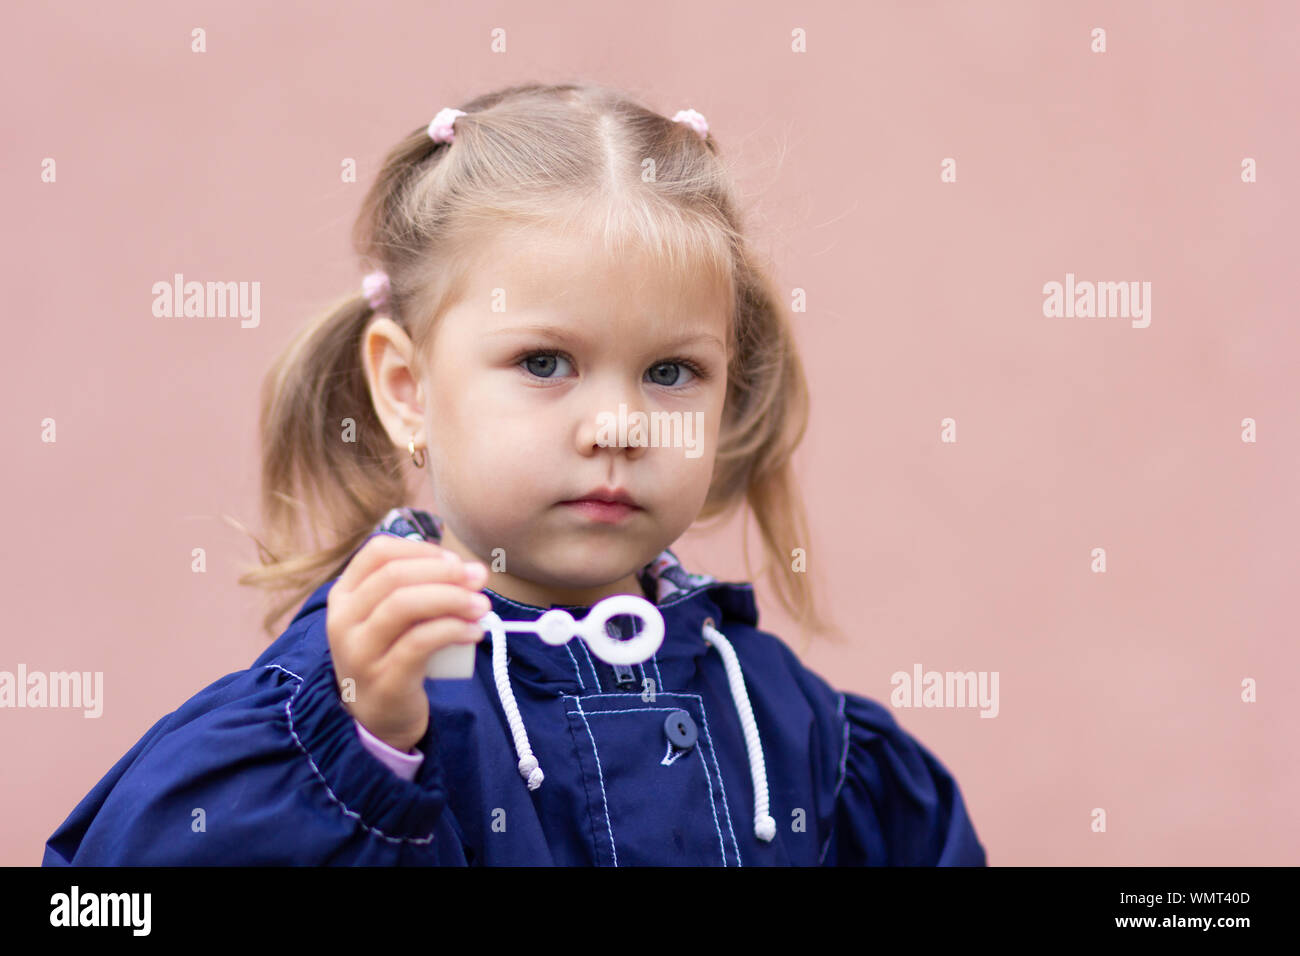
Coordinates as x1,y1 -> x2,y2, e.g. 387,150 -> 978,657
348,555 -> 470,627
335,534 -> 450,595
361,582 -> 493,662
378,616 -> 485,679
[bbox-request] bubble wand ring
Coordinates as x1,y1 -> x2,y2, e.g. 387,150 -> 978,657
427,593 -> 666,679
479,594 -> 665,665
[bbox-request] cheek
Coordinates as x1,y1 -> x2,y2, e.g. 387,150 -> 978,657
686,405 -> 724,492
675,453 -> 717,504
653,429 -> 717,500
428,402 -> 552,492
689,396 -> 724,465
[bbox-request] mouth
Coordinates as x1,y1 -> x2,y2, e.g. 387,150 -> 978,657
559,492 -> 643,524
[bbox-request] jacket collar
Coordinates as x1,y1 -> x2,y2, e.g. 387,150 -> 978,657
374,506 -> 724,609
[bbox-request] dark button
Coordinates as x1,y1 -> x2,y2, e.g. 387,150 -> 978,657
663,709 -> 698,749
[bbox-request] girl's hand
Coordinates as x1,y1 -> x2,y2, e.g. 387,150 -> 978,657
325,535 -> 490,753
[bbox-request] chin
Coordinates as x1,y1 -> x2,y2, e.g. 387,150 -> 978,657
536,548 -> 637,584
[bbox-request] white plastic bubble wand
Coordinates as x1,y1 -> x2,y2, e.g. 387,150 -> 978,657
426,593 -> 665,679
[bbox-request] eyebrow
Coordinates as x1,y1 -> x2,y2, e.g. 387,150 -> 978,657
488,323 -> 726,352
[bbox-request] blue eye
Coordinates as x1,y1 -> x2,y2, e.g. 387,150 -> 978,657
521,352 -> 574,378
646,361 -> 697,387
517,350 -> 708,386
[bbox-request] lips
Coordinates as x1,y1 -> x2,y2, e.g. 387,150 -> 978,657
559,495 -> 642,524
563,487 -> 640,508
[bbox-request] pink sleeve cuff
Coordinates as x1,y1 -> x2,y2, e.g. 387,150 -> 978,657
353,717 -> 424,782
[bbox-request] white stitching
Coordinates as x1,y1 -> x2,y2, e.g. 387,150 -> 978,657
575,691 -> 715,700
268,663 -> 436,846
572,695 -> 618,866
574,640 -> 600,688
682,690 -> 741,865
564,707 -> 695,715
563,643 -> 585,689
661,740 -> 687,766
265,661 -> 301,680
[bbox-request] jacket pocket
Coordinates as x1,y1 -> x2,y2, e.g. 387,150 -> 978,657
564,692 -> 743,865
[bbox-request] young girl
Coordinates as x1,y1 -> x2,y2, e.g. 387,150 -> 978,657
43,82 -> 986,866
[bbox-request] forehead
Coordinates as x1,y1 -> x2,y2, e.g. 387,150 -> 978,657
454,222 -> 733,346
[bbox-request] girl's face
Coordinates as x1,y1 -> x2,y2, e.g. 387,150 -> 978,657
366,226 -> 731,610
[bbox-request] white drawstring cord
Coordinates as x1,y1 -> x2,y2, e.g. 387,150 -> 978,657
484,605 -> 775,846
701,619 -> 776,842
488,617 -> 544,790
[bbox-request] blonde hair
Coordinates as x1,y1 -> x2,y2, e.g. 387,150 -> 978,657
226,82 -> 842,650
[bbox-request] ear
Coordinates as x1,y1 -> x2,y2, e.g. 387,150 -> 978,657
359,316 -> 426,451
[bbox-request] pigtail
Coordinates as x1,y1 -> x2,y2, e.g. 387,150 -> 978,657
223,290 -> 409,637
699,256 -> 842,649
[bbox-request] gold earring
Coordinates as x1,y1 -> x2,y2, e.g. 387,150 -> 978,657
408,435 -> 426,468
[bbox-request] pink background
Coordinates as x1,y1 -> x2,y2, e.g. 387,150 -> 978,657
4,0 -> 1297,866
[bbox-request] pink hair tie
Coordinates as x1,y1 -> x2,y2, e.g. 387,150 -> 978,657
362,270 -> 390,311
671,108 -> 709,140
428,107 -> 468,144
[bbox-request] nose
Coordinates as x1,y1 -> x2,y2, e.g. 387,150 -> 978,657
574,377 -> 649,460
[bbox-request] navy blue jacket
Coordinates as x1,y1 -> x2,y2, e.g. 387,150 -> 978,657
43,508 -> 987,866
